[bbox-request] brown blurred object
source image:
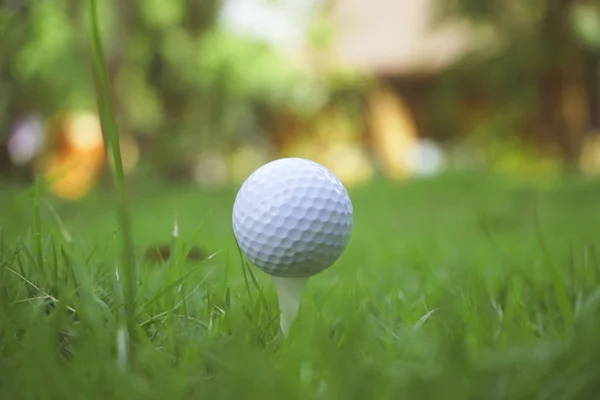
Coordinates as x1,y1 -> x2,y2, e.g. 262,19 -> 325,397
36,111 -> 106,201
144,243 -> 208,263
530,63 -> 592,164
193,151 -> 229,187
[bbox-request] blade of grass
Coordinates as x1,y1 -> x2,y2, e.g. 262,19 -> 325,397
60,246 -> 76,288
17,237 -> 39,274
87,0 -> 138,365
46,202 -> 72,243
32,178 -> 44,276
533,204 -> 573,326
235,240 -> 253,301
51,236 -> 59,286
138,262 -> 215,315
246,261 -> 271,312
0,247 -> 21,271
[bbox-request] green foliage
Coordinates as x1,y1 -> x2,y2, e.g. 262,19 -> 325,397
429,0 -> 587,159
570,2 -> 600,52
140,0 -> 185,30
0,0 -> 362,170
1,1 -> 93,119
196,30 -> 327,114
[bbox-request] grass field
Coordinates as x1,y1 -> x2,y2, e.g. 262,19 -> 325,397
1,172 -> 600,399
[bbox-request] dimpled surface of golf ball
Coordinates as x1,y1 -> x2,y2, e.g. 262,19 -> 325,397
232,158 -> 353,278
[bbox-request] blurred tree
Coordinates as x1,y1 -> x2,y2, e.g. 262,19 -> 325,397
0,0 -> 359,181
433,0 -> 600,166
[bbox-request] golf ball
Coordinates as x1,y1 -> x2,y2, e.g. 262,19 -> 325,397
232,158 -> 353,278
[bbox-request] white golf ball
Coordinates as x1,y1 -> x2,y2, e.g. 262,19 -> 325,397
232,158 -> 353,278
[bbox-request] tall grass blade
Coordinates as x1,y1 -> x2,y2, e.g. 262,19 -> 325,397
86,0 -> 138,365
236,241 -> 253,301
32,178 -> 44,275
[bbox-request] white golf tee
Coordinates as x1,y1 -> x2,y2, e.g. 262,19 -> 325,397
272,276 -> 308,335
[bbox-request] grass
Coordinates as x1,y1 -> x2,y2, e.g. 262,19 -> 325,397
87,0 -> 137,366
2,1 -> 600,398
1,172 -> 600,399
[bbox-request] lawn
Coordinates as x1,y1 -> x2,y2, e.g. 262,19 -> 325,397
1,171 -> 600,399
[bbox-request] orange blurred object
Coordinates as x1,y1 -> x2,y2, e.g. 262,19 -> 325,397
38,111 -> 106,201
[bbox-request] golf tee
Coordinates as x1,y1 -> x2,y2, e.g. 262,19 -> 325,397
272,276 -> 308,335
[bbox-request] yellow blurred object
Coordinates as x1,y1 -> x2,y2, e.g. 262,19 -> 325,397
64,111 -> 104,151
229,145 -> 271,183
321,143 -> 374,186
367,87 -> 418,180
580,132 -> 600,176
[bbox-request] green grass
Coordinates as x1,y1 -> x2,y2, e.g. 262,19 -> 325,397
1,172 -> 600,399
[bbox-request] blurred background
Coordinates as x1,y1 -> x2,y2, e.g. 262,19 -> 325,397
2,0 -> 600,201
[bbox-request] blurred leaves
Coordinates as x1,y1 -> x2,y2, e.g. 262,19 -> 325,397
196,30 -> 327,113
570,3 -> 600,52
140,0 -> 184,30
1,0 -> 93,116
429,0 -> 592,166
1,0 -> 359,174
435,0 -> 581,95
